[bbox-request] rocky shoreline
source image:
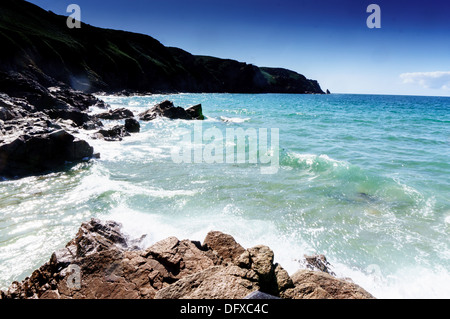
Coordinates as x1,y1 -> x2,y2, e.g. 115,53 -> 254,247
0,72 -> 204,179
0,218 -> 374,299
0,71 -> 374,299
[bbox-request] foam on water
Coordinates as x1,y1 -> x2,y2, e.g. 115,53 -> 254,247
1,93 -> 449,297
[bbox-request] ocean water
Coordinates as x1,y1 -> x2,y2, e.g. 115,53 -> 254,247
0,93 -> 449,298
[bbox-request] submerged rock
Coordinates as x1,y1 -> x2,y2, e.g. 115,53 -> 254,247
0,221 -> 375,299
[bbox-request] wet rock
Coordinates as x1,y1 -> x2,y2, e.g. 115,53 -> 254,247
96,108 -> 134,120
139,100 -> 204,121
67,219 -> 132,258
124,118 -> 140,133
94,125 -> 130,141
46,109 -> 91,127
303,254 -> 336,276
185,104 -> 204,120
0,128 -> 94,178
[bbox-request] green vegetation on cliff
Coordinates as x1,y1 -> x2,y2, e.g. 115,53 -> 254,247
0,0 -> 324,94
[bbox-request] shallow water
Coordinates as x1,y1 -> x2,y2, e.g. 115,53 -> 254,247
1,93 -> 449,298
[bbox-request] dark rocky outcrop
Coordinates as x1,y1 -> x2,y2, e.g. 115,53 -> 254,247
124,118 -> 140,133
139,100 -> 204,121
0,0 -> 324,95
96,108 -> 134,120
185,104 -> 205,120
0,219 -> 375,299
94,125 -> 130,142
0,115 -> 94,178
0,74 -> 105,178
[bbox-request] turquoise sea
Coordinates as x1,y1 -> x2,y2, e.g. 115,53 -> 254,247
1,93 -> 449,298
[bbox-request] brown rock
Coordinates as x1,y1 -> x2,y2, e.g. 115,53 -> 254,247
281,270 -> 375,299
1,218 -> 375,300
145,237 -> 215,280
274,263 -> 294,292
303,254 -> 336,276
67,219 -> 130,258
154,265 -> 259,299
202,231 -> 245,265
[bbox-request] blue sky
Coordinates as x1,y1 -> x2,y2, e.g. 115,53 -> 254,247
28,0 -> 450,96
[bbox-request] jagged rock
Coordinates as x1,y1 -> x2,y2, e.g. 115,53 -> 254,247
236,245 -> 292,295
0,128 -> 94,178
46,109 -> 91,127
145,237 -> 215,280
96,108 -> 134,120
185,104 -> 204,120
0,93 -> 35,120
202,231 -> 245,265
303,254 -> 336,276
124,118 -> 140,133
280,270 -> 375,299
139,100 -> 204,121
1,219 -> 374,300
0,71 -> 107,112
154,265 -> 260,299
67,219 -> 132,258
94,125 -> 130,141
82,118 -> 103,130
274,263 -> 294,292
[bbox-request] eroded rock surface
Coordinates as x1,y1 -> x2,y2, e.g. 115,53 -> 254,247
0,220 -> 375,299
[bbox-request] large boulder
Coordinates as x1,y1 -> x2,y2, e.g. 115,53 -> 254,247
202,230 -> 245,265
124,118 -> 140,133
0,128 -> 94,178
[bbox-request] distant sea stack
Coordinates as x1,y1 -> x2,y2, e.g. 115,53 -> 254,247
0,0 -> 324,95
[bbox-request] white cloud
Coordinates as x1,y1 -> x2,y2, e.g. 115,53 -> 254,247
400,71 -> 450,90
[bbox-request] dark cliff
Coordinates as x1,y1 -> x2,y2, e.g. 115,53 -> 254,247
0,0 -> 324,94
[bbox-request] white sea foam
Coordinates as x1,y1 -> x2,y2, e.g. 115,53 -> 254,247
108,202 -> 450,299
220,116 -> 250,123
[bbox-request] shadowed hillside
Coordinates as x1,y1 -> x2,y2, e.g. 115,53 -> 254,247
0,0 -> 324,94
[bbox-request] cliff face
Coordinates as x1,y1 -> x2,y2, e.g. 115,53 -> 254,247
0,0 -> 324,94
